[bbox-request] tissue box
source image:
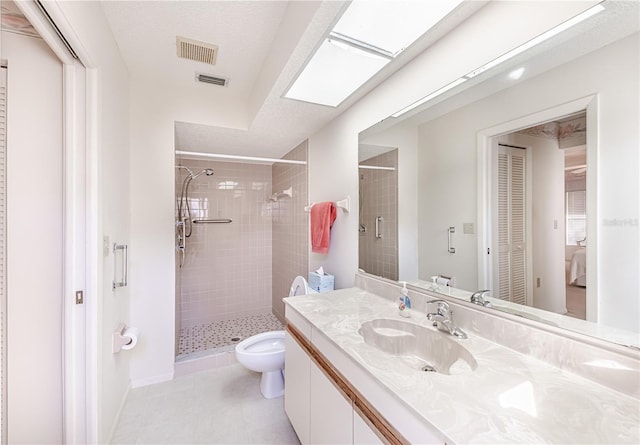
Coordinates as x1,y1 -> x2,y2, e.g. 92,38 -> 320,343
308,271 -> 335,293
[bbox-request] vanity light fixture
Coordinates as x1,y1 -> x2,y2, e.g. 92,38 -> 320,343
390,78 -> 467,118
390,3 -> 604,119
359,165 -> 396,171
284,0 -> 464,107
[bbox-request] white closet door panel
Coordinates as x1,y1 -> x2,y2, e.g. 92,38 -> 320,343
497,145 -> 527,304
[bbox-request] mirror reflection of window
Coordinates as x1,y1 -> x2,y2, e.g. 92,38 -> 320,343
566,190 -> 586,246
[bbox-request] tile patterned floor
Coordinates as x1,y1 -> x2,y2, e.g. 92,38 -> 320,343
110,364 -> 300,444
177,314 -> 283,360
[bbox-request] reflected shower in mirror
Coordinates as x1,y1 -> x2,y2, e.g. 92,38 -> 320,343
358,146 -> 398,281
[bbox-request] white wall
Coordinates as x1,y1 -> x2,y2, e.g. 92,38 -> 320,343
52,1 -> 132,442
129,81 -> 179,387
415,114 -> 479,290
3,31 -> 63,443
307,1 -> 595,290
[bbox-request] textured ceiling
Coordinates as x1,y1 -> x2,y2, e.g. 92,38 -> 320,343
100,0 -> 484,159
101,0 -> 289,102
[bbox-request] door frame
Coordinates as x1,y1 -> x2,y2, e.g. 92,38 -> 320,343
477,95 -> 598,321
15,1 -> 98,442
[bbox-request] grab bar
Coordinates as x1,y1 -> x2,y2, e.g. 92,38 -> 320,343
113,243 -> 128,290
375,216 -> 383,239
192,218 -> 233,224
448,226 -> 456,253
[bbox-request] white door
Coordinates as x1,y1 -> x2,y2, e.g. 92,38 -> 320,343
1,5 -> 89,441
494,144 -> 527,305
4,30 -> 64,443
0,64 -> 7,445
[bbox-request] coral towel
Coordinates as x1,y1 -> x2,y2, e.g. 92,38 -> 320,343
311,202 -> 337,254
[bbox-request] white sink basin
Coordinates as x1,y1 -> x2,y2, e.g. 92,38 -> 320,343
358,318 -> 478,375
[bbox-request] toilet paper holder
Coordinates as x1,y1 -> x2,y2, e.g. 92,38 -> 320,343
112,323 -> 135,353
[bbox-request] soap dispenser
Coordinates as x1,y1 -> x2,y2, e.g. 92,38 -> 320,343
398,282 -> 411,318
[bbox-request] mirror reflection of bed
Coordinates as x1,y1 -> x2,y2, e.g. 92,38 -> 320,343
566,246 -> 586,319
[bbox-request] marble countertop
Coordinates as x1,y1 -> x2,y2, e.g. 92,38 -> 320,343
284,288 -> 640,444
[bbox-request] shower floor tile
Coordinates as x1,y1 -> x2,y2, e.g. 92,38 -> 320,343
177,313 -> 283,361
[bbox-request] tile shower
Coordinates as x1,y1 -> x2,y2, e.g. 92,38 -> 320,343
175,142 -> 308,361
358,149 -> 399,281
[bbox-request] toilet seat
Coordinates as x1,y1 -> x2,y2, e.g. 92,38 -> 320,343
236,331 -> 285,356
289,275 -> 310,296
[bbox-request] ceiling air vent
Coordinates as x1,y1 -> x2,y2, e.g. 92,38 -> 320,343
176,36 -> 218,65
196,74 -> 228,87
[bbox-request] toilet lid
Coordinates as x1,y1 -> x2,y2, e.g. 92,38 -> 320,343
289,275 -> 309,297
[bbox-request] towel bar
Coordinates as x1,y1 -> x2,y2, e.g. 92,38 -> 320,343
305,196 -> 350,213
192,218 -> 233,224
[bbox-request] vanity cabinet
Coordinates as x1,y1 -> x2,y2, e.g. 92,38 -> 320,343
284,331 -> 310,444
353,409 -> 385,445
285,305 -> 412,445
285,328 -> 353,445
309,359 -> 353,444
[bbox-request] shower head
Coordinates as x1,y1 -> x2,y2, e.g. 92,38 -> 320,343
191,168 -> 215,179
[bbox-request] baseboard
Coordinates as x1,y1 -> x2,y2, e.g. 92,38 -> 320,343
130,371 -> 174,389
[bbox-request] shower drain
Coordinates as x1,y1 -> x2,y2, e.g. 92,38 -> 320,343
420,364 -> 437,373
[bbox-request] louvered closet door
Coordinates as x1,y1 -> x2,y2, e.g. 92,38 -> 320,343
497,145 -> 527,305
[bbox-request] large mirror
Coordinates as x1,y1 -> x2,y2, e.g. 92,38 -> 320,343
359,1 -> 639,347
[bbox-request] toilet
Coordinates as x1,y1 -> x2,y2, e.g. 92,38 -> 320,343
235,276 -> 316,398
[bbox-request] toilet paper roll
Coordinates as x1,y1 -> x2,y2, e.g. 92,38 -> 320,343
435,276 -> 451,286
121,327 -> 139,351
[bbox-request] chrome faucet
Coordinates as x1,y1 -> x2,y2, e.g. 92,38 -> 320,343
470,290 -> 492,307
425,299 -> 468,339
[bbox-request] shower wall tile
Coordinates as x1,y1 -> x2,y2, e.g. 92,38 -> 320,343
359,150 -> 399,281
272,141 -> 309,321
176,159 -> 273,328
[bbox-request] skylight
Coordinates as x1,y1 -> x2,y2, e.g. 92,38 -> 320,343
284,0 -> 463,107
333,0 -> 464,56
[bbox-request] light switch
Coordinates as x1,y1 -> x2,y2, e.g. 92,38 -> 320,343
103,236 -> 110,257
463,223 -> 475,234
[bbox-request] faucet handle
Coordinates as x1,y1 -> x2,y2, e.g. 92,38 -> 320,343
426,299 -> 450,316
470,290 -> 492,307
